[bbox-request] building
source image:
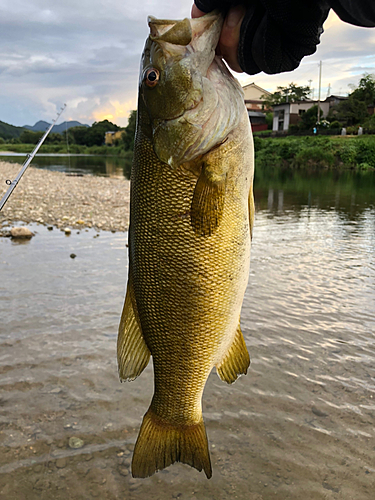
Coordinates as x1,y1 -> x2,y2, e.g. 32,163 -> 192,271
242,83 -> 271,132
105,130 -> 123,145
272,94 -> 352,132
272,100 -> 330,131
242,82 -> 271,112
325,95 -> 348,107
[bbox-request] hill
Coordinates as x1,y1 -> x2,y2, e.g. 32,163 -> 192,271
24,120 -> 89,134
0,121 -> 26,140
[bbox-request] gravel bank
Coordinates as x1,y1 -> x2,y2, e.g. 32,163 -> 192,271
0,161 -> 130,232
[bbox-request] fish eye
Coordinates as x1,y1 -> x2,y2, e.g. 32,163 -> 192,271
145,68 -> 159,87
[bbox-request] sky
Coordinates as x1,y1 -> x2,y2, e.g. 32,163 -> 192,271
1,0 -> 374,127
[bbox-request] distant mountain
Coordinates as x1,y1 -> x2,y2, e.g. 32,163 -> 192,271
23,120 -> 50,132
23,120 -> 89,134
0,120 -> 27,140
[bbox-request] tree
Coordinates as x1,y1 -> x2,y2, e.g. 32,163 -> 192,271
19,130 -> 44,144
330,97 -> 368,127
299,105 -> 319,130
69,119 -> 120,147
350,73 -> 375,106
262,83 -> 311,107
122,110 -> 136,151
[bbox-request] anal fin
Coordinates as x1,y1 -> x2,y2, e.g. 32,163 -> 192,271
117,273 -> 150,382
216,323 -> 250,384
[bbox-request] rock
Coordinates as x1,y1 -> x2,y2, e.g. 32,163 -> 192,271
70,253 -> 77,259
68,437 -> 84,449
50,387 -> 62,394
312,406 -> 328,417
64,228 -> 71,235
10,227 -> 34,239
56,458 -> 67,468
118,467 -> 129,477
33,479 -> 50,491
47,226 -> 53,231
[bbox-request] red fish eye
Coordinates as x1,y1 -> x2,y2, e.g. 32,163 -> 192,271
145,68 -> 159,87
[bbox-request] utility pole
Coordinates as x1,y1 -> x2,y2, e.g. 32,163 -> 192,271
317,60 -> 322,124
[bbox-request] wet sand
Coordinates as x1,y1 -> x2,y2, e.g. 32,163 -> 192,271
0,161 -> 130,232
1,169 -> 374,499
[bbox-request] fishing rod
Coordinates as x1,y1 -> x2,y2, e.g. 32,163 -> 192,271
0,103 -> 67,211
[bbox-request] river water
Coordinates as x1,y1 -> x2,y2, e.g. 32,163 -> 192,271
0,163 -> 374,499
0,153 -> 132,178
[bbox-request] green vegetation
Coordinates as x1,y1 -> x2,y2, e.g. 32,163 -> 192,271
2,105 -> 375,171
309,73 -> 375,132
121,110 -> 136,151
262,83 -> 311,107
0,114 -> 138,156
69,119 -> 120,147
264,74 -> 375,134
0,120 -> 26,140
254,135 -> 375,170
0,141 -> 133,158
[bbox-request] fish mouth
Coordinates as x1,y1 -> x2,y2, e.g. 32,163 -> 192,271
148,11 -> 223,48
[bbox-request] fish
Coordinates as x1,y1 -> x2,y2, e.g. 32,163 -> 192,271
117,11 -> 255,479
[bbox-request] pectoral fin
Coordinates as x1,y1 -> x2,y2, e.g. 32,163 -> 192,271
117,273 -> 150,382
216,323 -> 250,384
190,163 -> 226,237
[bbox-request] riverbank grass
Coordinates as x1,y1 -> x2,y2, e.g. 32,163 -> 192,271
254,135 -> 375,170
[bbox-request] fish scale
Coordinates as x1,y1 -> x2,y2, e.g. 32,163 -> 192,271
117,11 -> 254,479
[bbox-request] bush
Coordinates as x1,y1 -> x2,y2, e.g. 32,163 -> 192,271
356,139 -> 375,167
338,142 -> 357,165
253,136 -> 263,152
330,120 -> 341,129
293,146 -> 335,168
346,126 -> 357,135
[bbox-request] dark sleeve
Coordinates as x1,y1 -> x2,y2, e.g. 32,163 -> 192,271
195,1 -> 330,74
329,0 -> 375,27
239,1 -> 330,74
195,0 -> 237,12
194,0 -> 375,76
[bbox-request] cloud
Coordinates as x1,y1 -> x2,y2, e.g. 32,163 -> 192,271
0,3 -> 374,127
0,0 -> 193,126
239,10 -> 375,98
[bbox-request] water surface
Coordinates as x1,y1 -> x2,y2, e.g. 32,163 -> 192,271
0,153 -> 132,178
0,167 -> 374,499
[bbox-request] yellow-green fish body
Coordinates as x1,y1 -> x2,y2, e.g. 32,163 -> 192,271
117,12 -> 254,479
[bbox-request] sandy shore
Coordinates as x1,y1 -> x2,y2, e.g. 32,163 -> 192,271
0,161 -> 130,232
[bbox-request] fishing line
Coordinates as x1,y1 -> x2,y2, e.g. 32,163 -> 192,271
65,119 -> 72,173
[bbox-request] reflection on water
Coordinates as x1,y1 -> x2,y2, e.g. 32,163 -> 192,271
0,167 -> 374,499
0,154 -> 132,179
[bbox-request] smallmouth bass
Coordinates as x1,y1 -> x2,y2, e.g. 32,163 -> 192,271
117,11 -> 254,479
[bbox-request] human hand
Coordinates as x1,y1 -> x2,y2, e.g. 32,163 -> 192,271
192,1 -> 331,76
191,3 -> 246,73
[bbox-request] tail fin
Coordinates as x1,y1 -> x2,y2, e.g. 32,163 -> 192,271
132,408 -> 212,479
